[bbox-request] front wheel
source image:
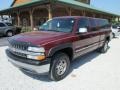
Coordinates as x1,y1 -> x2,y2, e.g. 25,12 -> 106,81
99,41 -> 109,53
49,52 -> 70,81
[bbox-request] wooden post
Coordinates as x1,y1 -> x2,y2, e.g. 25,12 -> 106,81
93,14 -> 96,18
30,9 -> 34,30
48,4 -> 52,19
17,12 -> 20,26
69,8 -> 72,16
82,11 -> 86,16
118,17 -> 119,22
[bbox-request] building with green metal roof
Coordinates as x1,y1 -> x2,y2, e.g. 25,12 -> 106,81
0,0 -> 119,30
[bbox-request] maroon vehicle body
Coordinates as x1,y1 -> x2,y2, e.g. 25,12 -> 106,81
6,16 -> 111,81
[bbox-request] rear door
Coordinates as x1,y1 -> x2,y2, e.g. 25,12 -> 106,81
88,18 -> 100,49
74,17 -> 97,58
97,19 -> 110,47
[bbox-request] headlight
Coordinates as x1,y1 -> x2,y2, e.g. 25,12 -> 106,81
27,47 -> 45,60
28,47 -> 45,52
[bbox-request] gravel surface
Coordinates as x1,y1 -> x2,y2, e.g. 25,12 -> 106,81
0,37 -> 120,90
0,37 -> 8,47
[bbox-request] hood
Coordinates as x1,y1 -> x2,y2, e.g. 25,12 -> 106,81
10,31 -> 69,45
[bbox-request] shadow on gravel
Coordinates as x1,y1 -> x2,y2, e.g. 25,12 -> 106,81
70,51 -> 100,72
112,36 -> 119,39
21,69 -> 51,82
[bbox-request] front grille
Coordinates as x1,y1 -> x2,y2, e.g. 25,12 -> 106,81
8,39 -> 30,58
9,39 -> 29,51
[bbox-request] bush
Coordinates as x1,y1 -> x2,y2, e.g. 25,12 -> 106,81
21,27 -> 32,33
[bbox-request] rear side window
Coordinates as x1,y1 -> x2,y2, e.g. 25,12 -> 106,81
0,23 -> 5,27
77,18 -> 89,29
89,18 -> 98,31
97,19 -> 109,29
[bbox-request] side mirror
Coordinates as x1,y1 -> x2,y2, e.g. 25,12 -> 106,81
78,28 -> 88,33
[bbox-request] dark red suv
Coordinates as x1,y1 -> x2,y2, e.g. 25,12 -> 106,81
6,16 -> 111,81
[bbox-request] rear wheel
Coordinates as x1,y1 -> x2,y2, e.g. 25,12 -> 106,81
6,31 -> 13,37
99,41 -> 109,53
49,52 -> 70,81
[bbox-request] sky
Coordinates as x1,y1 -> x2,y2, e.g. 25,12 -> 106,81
0,0 -> 120,15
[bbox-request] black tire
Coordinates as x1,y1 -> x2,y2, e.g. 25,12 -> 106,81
6,31 -> 13,37
49,52 -> 70,81
99,41 -> 109,53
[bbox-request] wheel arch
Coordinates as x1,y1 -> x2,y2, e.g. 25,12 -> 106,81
48,43 -> 73,61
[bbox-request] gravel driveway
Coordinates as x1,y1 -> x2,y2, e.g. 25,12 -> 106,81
0,37 -> 9,47
0,37 -> 120,90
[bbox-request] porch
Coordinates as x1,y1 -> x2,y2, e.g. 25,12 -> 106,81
0,0 -> 119,31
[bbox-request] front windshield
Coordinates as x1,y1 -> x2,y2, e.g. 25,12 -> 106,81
39,18 -> 75,33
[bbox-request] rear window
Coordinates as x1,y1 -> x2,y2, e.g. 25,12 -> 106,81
97,19 -> 109,28
89,18 -> 97,27
78,18 -> 89,28
89,18 -> 98,31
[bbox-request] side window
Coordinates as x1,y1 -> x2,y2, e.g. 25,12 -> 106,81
0,23 -> 5,27
98,19 -> 110,29
89,18 -> 97,31
78,18 -> 89,29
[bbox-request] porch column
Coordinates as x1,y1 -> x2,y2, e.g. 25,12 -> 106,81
69,8 -> 72,16
17,12 -> 20,26
118,17 -> 119,22
100,14 -> 103,18
48,4 -> 52,19
82,11 -> 86,16
93,14 -> 96,18
30,9 -> 34,30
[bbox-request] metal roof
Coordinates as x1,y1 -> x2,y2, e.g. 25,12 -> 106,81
0,0 -> 119,16
57,0 -> 120,16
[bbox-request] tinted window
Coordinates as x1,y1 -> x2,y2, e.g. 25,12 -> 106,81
78,18 -> 89,28
6,23 -> 13,26
0,23 -> 5,27
112,25 -> 117,29
40,18 -> 75,33
97,19 -> 109,28
89,18 -> 97,31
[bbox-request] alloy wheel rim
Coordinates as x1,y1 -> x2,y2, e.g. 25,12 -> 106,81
56,59 -> 67,76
